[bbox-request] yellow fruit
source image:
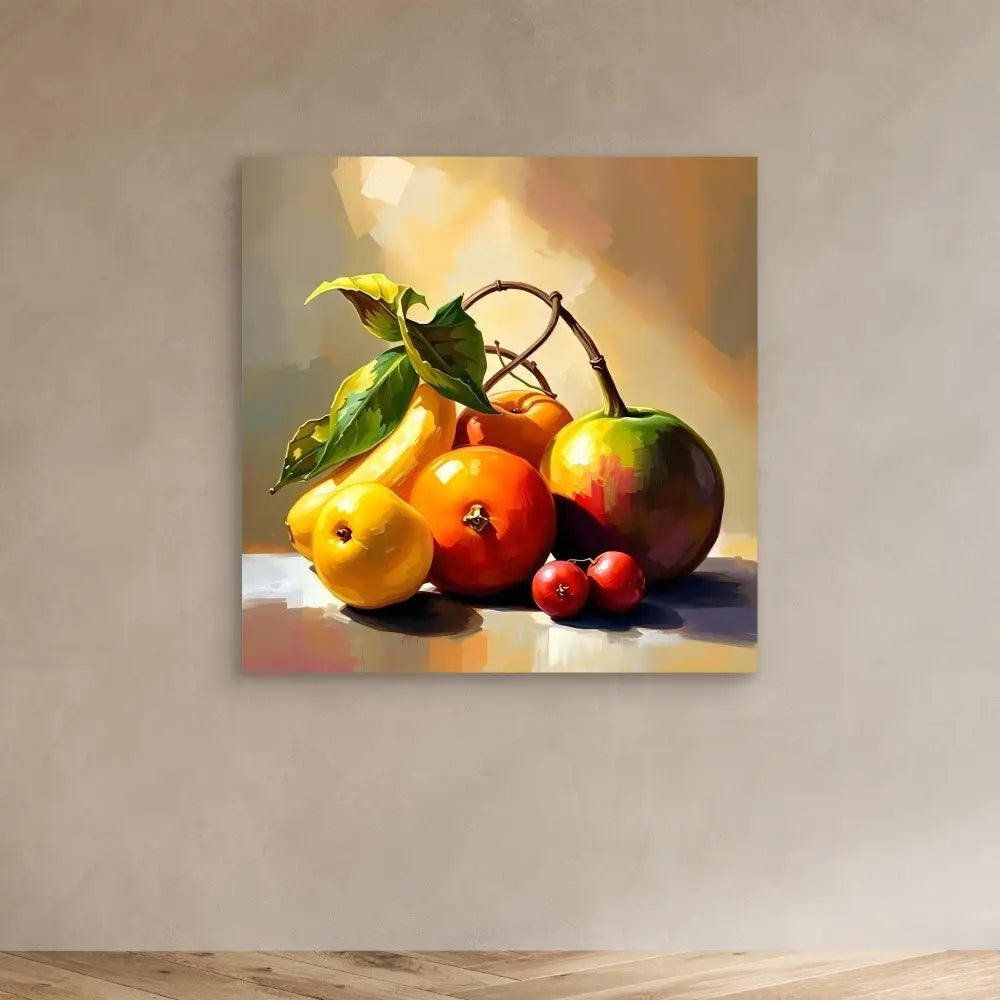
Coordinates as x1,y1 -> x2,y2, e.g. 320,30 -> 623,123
284,477 -> 341,561
285,384 -> 456,560
311,483 -> 433,609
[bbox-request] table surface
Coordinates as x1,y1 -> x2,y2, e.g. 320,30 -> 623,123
242,552 -> 756,674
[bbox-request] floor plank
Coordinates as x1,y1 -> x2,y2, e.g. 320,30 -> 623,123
270,951 -> 515,991
10,952 -> 301,1000
0,953 -> 164,1000
158,951 -> 449,1000
452,952 -> 787,1000
418,954 -> 528,973
451,951 -> 936,1000
470,954 -> 667,981
719,951 -> 1000,1000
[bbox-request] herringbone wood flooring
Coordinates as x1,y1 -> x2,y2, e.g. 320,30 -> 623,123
2,951 -> 999,999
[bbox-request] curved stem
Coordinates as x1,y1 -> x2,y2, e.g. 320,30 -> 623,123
463,280 -> 629,418
483,344 -> 557,396
483,292 -> 561,393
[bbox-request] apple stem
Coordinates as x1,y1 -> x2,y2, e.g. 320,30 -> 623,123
464,280 -> 630,418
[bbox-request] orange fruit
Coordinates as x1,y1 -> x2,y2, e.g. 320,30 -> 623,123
455,389 -> 573,467
408,446 -> 557,596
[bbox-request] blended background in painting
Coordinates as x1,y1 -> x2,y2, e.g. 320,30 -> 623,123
243,156 -> 756,673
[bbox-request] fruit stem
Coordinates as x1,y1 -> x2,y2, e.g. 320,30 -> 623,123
463,280 -> 630,418
482,292 -> 561,394
484,343 -> 557,397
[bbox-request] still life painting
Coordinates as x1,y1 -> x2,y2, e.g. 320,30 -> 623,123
242,156 -> 757,673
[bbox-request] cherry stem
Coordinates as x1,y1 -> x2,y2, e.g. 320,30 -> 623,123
463,280 -> 629,418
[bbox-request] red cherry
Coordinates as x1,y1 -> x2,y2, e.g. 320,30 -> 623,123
587,551 -> 646,612
532,561 -> 590,619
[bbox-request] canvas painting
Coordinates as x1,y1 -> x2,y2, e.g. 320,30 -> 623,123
242,157 -> 757,673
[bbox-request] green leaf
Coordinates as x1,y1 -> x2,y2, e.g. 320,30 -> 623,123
271,346 -> 418,491
397,294 -> 497,414
419,296 -> 489,385
304,273 -> 426,341
270,414 -> 332,492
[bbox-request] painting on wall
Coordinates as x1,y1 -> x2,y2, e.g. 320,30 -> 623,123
242,157 -> 757,673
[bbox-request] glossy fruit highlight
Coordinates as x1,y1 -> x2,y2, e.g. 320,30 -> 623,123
408,446 -> 557,596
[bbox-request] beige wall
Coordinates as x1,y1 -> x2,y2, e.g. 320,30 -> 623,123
2,0 -> 999,947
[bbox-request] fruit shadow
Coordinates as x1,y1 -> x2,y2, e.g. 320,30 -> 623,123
447,556 -> 757,643
336,558 -> 756,643
560,600 -> 683,633
657,556 -> 757,644
341,591 -> 484,638
446,581 -> 537,612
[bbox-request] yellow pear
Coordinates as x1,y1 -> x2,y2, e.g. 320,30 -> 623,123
312,483 -> 433,609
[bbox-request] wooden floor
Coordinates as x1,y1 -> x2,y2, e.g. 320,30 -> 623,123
2,952 -> 999,999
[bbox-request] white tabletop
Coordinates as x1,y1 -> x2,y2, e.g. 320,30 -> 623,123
242,553 -> 756,674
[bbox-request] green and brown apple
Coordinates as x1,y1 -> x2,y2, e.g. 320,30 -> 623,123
541,407 -> 724,582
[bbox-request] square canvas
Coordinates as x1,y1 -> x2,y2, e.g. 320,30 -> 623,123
242,157 -> 756,674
